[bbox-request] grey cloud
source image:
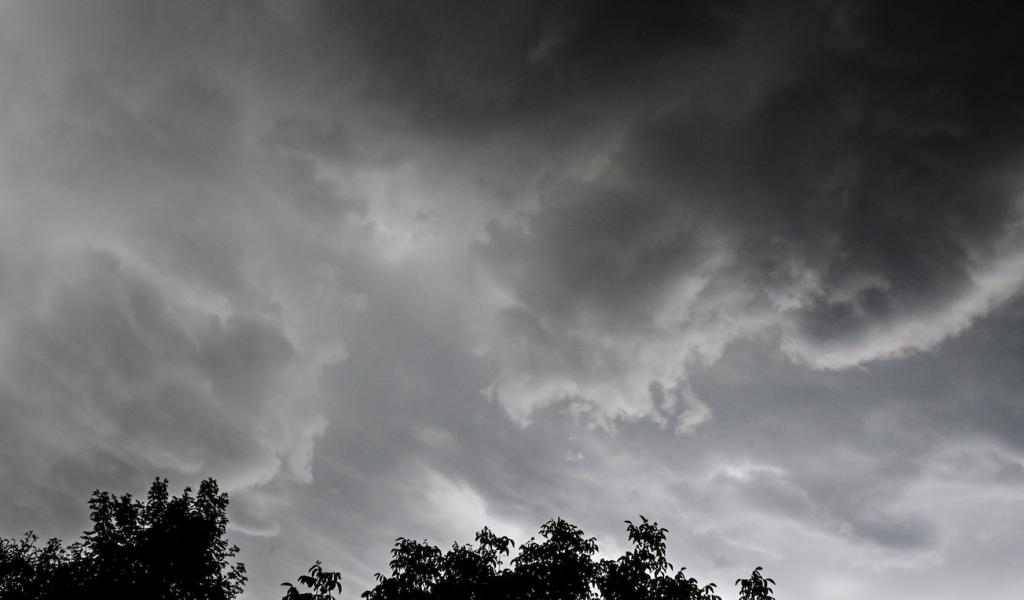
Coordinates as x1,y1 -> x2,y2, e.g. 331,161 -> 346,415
267,118 -> 355,163
471,0 -> 1024,425
0,250 -> 324,533
479,183 -> 709,329
848,512 -> 936,552
0,0 -> 373,578
707,461 -> 939,553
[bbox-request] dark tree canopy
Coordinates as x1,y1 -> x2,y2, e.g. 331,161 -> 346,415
0,478 -> 246,600
2,477 -> 778,600
360,515 -> 774,600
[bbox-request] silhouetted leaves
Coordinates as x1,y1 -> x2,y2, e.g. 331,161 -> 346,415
282,560 -> 342,600
510,517 -> 599,600
359,516 -> 753,600
5,477 -> 780,600
0,532 -> 90,599
596,516 -> 721,600
736,566 -> 775,600
0,478 -> 246,600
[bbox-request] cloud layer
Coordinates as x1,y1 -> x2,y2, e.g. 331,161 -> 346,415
3,2 -> 1024,599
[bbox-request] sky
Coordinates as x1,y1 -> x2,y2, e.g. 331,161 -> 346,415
2,1 -> 1024,598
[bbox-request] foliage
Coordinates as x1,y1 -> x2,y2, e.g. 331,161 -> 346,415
282,560 -> 343,600
0,532 -> 90,599
360,527 -> 517,600
511,517 -> 599,600
735,566 -> 775,600
4,476 -> 780,600
359,515 -> 754,600
596,517 -> 721,600
0,478 -> 246,600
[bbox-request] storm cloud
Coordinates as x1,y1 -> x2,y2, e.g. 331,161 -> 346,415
3,2 -> 1024,599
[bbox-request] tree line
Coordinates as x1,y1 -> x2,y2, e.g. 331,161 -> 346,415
1,478 -> 776,600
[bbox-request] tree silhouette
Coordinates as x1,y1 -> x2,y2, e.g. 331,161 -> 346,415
358,516 -> 752,600
432,527 -> 515,600
0,478 -> 245,600
511,518 -> 599,600
4,477 -> 781,600
0,532 -> 91,599
596,517 -> 721,600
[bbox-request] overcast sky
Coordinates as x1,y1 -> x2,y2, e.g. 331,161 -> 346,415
3,2 -> 1024,599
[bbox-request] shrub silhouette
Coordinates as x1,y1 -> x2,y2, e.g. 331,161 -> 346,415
2,477 -> 779,600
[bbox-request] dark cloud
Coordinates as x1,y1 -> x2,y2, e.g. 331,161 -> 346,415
471,1 -> 1024,420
